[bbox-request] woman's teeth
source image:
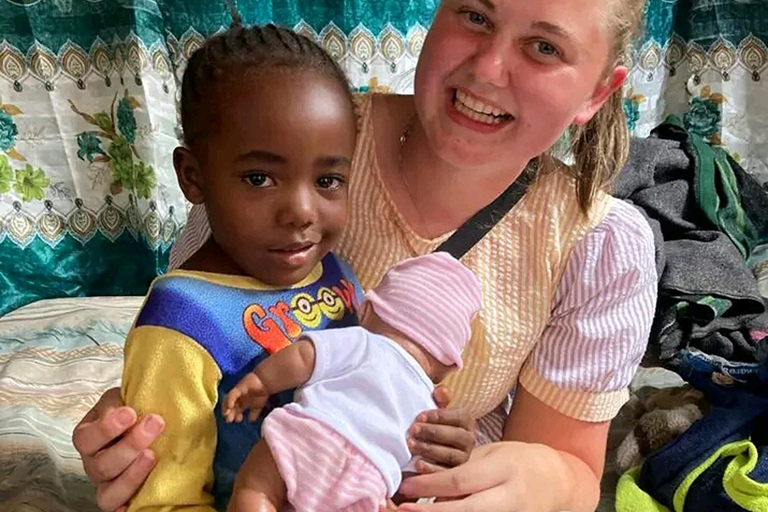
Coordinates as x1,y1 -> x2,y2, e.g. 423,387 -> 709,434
454,90 -> 512,125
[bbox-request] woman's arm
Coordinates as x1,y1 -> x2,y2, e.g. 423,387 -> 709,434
503,386 -> 608,510
396,200 -> 658,511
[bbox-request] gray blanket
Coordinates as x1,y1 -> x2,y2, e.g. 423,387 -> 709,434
613,130 -> 768,366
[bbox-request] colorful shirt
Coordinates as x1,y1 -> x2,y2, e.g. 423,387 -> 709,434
121,253 -> 362,512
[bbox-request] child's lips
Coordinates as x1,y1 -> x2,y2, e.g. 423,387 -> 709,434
268,243 -> 317,268
272,242 -> 315,252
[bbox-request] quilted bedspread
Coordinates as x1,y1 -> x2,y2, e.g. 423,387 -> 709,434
0,297 -> 142,512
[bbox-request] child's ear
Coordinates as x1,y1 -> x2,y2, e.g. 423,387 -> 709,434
173,147 -> 205,204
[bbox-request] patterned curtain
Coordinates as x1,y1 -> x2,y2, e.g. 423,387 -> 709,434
0,0 -> 435,315
625,0 -> 768,185
0,0 -> 766,316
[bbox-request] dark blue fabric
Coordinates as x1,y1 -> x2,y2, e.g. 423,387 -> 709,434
638,349 -> 768,510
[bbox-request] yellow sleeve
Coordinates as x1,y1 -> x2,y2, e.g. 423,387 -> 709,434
121,325 -> 222,512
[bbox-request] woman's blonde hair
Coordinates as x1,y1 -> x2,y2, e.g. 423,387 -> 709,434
543,0 -> 646,213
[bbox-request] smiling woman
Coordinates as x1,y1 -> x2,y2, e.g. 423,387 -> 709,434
73,1 -> 656,511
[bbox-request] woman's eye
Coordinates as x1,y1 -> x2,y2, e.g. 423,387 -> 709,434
536,41 -> 560,58
467,11 -> 487,26
317,176 -> 345,191
461,10 -> 490,29
244,173 -> 274,188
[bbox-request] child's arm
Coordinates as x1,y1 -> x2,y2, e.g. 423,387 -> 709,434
222,339 -> 316,423
121,325 -> 220,512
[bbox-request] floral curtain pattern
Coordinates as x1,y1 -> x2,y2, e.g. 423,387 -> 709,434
625,0 -> 768,184
0,0 -> 766,315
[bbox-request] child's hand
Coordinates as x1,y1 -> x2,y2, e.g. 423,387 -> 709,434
407,386 -> 476,473
222,373 -> 270,423
379,498 -> 398,511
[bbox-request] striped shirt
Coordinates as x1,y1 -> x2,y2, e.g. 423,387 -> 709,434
169,94 -> 657,427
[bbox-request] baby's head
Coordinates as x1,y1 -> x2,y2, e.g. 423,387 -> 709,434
361,253 -> 482,383
174,12 -> 357,285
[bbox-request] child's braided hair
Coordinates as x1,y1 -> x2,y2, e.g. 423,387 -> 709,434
180,0 -> 351,147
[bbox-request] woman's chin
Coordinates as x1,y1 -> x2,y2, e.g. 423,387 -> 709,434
431,137 -> 515,172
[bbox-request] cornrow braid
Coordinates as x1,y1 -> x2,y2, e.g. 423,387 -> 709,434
224,0 -> 243,28
180,5 -> 351,147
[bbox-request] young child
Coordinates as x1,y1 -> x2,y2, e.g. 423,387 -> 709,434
222,253 -> 482,512
120,17 -> 474,512
120,20 -> 362,512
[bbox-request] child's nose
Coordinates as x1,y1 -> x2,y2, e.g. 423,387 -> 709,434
277,187 -> 317,228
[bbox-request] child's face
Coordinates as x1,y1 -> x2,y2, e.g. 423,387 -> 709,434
177,69 -> 357,285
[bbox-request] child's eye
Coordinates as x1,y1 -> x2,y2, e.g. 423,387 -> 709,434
244,173 -> 275,188
317,175 -> 345,191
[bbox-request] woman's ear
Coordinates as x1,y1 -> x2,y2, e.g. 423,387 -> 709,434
173,147 -> 205,204
573,65 -> 628,126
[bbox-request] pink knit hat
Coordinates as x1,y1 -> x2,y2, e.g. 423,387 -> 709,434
364,252 -> 482,369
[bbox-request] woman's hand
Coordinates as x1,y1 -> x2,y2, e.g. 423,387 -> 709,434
396,386 -> 607,512
395,442 -> 569,512
408,386 -> 476,473
71,387 -> 165,511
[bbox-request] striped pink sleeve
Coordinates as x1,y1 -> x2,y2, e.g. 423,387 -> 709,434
518,198 -> 658,422
168,204 -> 211,270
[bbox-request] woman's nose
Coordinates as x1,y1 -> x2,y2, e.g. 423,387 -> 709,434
472,36 -> 512,88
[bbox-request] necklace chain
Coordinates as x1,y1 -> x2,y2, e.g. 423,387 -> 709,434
397,115 -> 433,239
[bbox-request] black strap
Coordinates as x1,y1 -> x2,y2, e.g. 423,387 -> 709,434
435,165 -> 534,259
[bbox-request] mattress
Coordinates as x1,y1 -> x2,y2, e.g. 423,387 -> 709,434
0,297 -> 142,512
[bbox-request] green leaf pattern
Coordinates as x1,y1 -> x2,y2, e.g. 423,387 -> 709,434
94,112 -> 114,133
76,132 -> 107,162
108,136 -> 135,185
0,155 -> 12,194
133,161 -> 157,199
71,90 -> 156,199
0,91 -> 156,203
0,154 -> 50,202
13,164 -> 50,202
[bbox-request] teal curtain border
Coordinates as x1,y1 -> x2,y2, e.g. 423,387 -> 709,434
2,1 -> 766,55
0,0 -> 440,52
643,0 -> 768,48
0,232 -> 168,316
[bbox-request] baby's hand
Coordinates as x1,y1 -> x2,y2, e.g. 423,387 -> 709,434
222,373 -> 270,423
407,387 -> 476,472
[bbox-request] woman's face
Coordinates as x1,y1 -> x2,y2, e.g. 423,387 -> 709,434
413,0 -> 627,171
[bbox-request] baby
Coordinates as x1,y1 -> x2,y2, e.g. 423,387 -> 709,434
222,252 -> 482,512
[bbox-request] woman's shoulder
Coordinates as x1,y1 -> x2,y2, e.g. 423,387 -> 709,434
578,197 -> 659,277
597,197 -> 657,246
